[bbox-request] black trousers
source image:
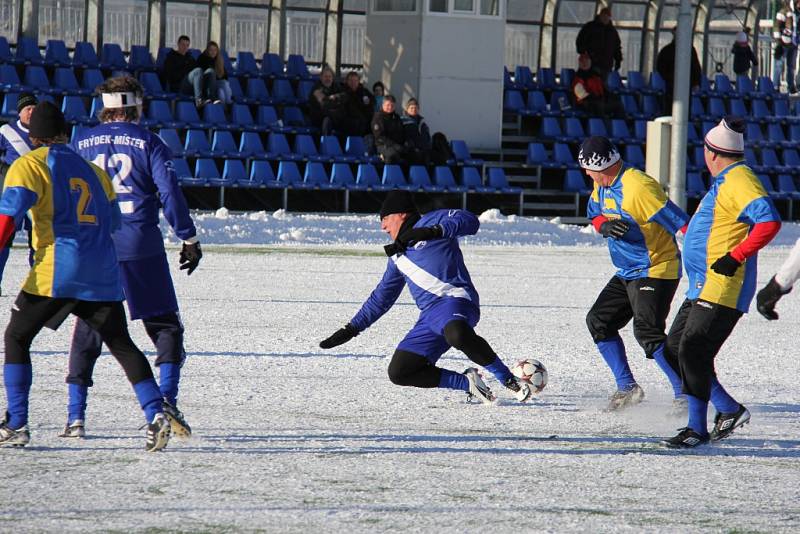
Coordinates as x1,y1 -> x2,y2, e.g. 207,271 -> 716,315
387,320 -> 497,388
662,298 -> 742,402
4,291 -> 154,385
586,276 -> 679,358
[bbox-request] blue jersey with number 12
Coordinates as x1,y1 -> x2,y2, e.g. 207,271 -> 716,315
72,121 -> 196,261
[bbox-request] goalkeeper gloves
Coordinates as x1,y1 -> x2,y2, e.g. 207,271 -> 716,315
319,323 -> 359,349
179,241 -> 202,275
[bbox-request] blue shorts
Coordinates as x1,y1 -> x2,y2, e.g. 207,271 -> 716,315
121,254 -> 179,320
396,298 -> 480,363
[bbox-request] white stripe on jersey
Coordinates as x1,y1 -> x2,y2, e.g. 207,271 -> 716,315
0,124 -> 31,158
392,254 -> 472,301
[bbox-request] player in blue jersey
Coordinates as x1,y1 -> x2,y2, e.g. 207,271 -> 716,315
319,191 -> 532,403
0,102 -> 170,451
0,92 -> 37,293
62,76 -> 201,439
660,117 -> 781,449
581,136 -> 690,412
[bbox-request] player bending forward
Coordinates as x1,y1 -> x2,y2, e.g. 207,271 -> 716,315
319,191 -> 532,403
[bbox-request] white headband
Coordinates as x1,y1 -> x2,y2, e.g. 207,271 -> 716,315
101,92 -> 143,108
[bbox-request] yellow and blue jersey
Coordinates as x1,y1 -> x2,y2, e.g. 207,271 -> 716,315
587,165 -> 689,280
0,144 -> 123,301
683,161 -> 780,312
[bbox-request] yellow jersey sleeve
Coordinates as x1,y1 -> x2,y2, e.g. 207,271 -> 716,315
3,147 -> 49,200
620,169 -> 668,224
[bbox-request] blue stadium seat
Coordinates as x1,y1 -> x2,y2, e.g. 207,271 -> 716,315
193,158 -> 220,184
736,75 -> 761,99
408,165 -> 438,191
693,74 -> 712,98
772,98 -> 792,119
286,54 -> 311,79
559,68 -> 575,90
24,66 -> 58,95
320,135 -> 356,163
73,41 -> 100,69
331,162 -> 357,188
554,143 -> 578,169
282,106 -> 310,131
155,47 -> 171,70
690,96 -> 705,120
62,96 -> 89,124
744,148 -> 759,168
44,39 -> 70,67
82,68 -> 105,93
564,118 -> 585,141
88,96 -> 102,123
356,163 -> 382,189
626,71 -> 647,94
211,130 -> 240,158
142,100 -> 179,129
220,49 -> 236,78
649,71 -> 666,95
268,133 -> 303,160
746,123 -> 765,147
713,74 -> 734,96
70,124 -> 91,143
549,91 -> 573,116
238,131 -> 269,159
789,123 -> 800,143
686,173 -> 707,199
226,77 -> 249,104
158,129 -> 184,156
271,79 -> 296,105
525,91 -> 548,117
246,78 -> 272,104
277,161 -> 303,186
611,119 -> 638,145
606,70 -> 623,94
783,149 -> 800,173
513,66 -> 535,90
621,94 -> 643,119
707,98 -> 725,120
184,129 -> 214,158
450,140 -> 484,167
536,67 -> 556,91
129,45 -> 156,72
203,102 -> 233,130
728,98 -> 747,117
624,145 -> 645,167
767,124 -> 792,149
250,159 -> 278,187
503,66 -> 517,90
222,159 -> 247,187
757,76 -> 781,98
0,37 -> 13,64
525,142 -> 549,167
487,168 -> 522,193
303,162 -> 334,189
346,136 -> 380,163
235,51 -> 259,77
0,92 -> 18,121
176,101 -> 207,129
504,90 -> 525,113
564,169 -> 590,194
296,79 -> 314,102
261,53 -> 285,78
188,48 -> 201,60
54,68 -> 90,96
686,123 -> 702,146
172,157 -> 195,184
540,117 -> 567,143
777,174 -> 800,198
294,134 -> 328,162
641,95 -> 660,118
102,43 -> 127,70
16,37 -> 43,66
434,166 -> 466,192
382,164 -> 407,188
587,118 -> 608,137
460,167 -> 490,192
758,174 -> 788,199
751,98 -> 771,123
257,105 -> 281,128
140,71 -> 170,98
231,104 -> 264,132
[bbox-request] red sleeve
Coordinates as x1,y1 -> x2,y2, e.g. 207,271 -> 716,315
592,215 -> 608,233
0,215 -> 15,250
680,223 -> 688,235
730,221 -> 781,262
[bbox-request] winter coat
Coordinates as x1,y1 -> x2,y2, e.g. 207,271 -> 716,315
575,17 -> 622,73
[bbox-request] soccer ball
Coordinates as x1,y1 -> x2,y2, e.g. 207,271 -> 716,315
511,359 -> 548,393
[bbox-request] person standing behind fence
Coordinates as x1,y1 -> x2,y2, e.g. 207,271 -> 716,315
772,0 -> 797,93
732,31 -> 758,77
575,7 -> 622,82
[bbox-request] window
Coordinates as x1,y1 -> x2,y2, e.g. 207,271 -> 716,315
0,0 -> 18,41
165,2 -> 210,50
38,0 -> 85,47
429,0 -> 447,13
341,13 -> 366,65
374,0 -> 416,11
285,10 -> 324,63
226,5 -> 270,57
104,0 -> 148,50
480,0 -> 499,16
453,0 -> 473,12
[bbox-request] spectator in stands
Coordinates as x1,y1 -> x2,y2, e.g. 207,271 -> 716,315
163,35 -> 216,107
340,71 -> 375,137
371,95 -> 408,164
402,98 -> 431,164
373,81 -> 386,111
772,0 -> 797,93
308,65 -> 344,135
571,53 -> 624,118
732,31 -> 758,77
656,30 -> 702,110
575,7 -> 622,82
198,41 -> 229,104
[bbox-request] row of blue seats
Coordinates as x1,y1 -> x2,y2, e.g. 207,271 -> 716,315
526,142 -> 646,170
0,36 -> 316,81
174,159 -> 520,194
504,90 -> 662,121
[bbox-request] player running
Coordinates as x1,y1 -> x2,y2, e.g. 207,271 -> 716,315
660,117 -> 781,449
581,136 -> 689,411
62,76 -> 201,439
319,191 -> 532,403
0,102 -> 170,451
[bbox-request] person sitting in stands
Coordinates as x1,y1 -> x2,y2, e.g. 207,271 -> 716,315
571,53 -> 623,117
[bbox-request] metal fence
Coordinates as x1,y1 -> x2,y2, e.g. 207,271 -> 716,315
285,11 -> 324,62
38,0 -> 85,47
341,15 -> 365,65
226,6 -> 269,56
104,0 -> 148,50
165,3 -> 210,49
0,0 -> 18,41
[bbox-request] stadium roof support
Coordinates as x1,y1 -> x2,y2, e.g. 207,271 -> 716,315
669,0 -> 693,210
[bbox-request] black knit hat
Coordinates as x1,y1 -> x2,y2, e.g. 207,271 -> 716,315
380,190 -> 417,218
16,92 -> 37,113
28,101 -> 67,139
578,136 -> 621,171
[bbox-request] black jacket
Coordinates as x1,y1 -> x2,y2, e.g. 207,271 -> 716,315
656,41 -> 702,92
575,17 -> 622,73
307,81 -> 344,127
371,110 -> 406,149
731,44 -> 757,75
197,52 -> 227,79
163,50 -> 197,92
342,85 -> 375,126
402,114 -> 431,150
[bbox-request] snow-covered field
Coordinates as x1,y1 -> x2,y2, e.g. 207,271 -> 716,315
2,212 -> 800,533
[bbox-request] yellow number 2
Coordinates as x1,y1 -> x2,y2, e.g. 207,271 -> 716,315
69,178 -> 97,225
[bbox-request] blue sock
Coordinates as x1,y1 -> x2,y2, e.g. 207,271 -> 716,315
652,343 -> 683,399
67,383 -> 88,423
687,394 -> 709,436
4,364 -> 32,429
484,356 -> 513,383
596,336 -> 636,391
158,363 -> 181,406
133,378 -> 164,422
710,378 -> 740,414
438,369 -> 469,391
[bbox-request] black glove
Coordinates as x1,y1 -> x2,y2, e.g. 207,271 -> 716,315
756,276 -> 792,321
397,225 -> 443,248
710,252 -> 741,277
319,323 -> 358,349
599,219 -> 630,239
179,241 -> 202,275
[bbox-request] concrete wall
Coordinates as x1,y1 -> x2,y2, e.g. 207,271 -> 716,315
364,8 -> 504,151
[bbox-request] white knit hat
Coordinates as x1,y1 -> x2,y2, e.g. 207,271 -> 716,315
704,116 -> 745,156
735,32 -> 747,44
